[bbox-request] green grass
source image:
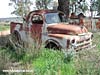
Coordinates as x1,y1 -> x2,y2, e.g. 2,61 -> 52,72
0,32 -> 100,75
0,24 -> 10,31
30,32 -> 100,75
32,49 -> 76,75
93,32 -> 100,50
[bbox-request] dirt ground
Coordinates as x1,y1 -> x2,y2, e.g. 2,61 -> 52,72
0,30 -> 10,47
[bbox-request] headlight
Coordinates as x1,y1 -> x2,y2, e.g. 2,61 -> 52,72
71,39 -> 75,43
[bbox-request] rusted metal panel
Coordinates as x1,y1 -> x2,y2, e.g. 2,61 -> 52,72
47,24 -> 88,34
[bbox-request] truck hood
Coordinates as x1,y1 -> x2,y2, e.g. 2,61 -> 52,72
47,23 -> 88,35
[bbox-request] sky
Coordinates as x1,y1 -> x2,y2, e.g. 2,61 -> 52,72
0,0 -> 90,18
0,0 -> 36,18
0,0 -> 16,18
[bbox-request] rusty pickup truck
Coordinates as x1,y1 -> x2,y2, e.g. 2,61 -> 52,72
10,10 -> 93,51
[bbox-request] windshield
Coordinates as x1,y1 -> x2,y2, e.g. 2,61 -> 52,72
45,13 -> 61,24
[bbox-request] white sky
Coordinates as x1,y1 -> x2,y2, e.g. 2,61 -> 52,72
0,0 -> 36,18
0,0 -> 90,18
0,0 -> 16,18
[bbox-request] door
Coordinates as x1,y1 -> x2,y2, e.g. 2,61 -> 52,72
31,14 -> 43,46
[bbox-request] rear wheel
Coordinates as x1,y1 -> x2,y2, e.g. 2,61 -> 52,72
9,31 -> 23,49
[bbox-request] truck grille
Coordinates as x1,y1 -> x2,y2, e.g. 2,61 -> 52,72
74,37 -> 92,51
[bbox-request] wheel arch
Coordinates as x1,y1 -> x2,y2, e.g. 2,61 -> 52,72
45,39 -> 62,50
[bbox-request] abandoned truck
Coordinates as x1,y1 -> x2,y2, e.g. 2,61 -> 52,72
10,10 -> 93,51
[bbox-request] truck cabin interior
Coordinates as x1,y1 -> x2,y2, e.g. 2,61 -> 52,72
31,15 -> 43,24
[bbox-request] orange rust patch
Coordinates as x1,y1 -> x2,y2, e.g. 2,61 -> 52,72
48,34 -> 78,40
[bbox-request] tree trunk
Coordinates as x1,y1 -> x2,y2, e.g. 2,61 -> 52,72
58,0 -> 69,18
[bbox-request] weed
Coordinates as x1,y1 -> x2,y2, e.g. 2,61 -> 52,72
0,29 -> 100,75
32,49 -> 76,75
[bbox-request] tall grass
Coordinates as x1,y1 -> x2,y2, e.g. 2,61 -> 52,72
32,49 -> 76,75
74,32 -> 100,75
0,30 -> 100,75
0,47 -> 12,75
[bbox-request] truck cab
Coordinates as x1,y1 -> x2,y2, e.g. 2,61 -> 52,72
10,10 -> 93,51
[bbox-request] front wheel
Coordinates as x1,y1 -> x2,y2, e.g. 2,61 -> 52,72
45,42 -> 61,50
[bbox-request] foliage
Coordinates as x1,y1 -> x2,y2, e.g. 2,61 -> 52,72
0,47 -> 12,74
35,0 -> 52,9
89,0 -> 100,16
92,32 -> 100,50
74,32 -> 100,75
0,24 -> 10,31
95,0 -> 100,15
69,0 -> 88,13
79,2 -> 88,12
90,0 -> 98,12
74,49 -> 100,75
23,32 -> 100,75
32,49 -> 76,75
58,0 -> 88,18
9,0 -> 32,17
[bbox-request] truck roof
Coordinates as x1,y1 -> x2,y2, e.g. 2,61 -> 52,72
26,10 -> 62,22
28,10 -> 58,15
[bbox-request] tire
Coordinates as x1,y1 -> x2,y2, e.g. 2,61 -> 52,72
45,42 -> 60,50
9,31 -> 23,49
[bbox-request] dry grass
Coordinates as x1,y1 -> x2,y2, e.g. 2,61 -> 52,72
74,31 -> 100,75
0,30 -> 100,75
0,24 -> 10,31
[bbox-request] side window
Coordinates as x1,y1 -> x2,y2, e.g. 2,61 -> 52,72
31,15 -> 43,24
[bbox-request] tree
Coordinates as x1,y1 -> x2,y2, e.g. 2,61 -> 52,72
57,0 -> 88,18
35,0 -> 52,9
79,1 -> 88,13
58,0 -> 70,18
95,0 -> 100,15
9,0 -> 32,17
69,0 -> 77,13
69,0 -> 88,14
